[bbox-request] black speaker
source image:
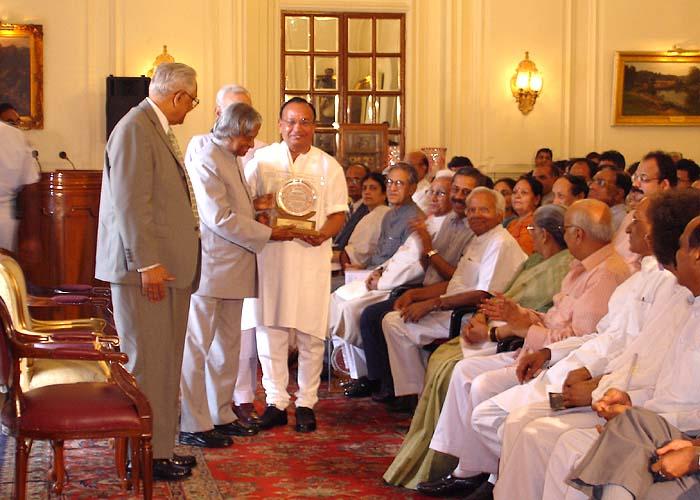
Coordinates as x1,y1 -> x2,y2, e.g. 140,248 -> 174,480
106,75 -> 150,140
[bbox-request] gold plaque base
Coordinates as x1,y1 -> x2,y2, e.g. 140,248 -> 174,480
276,217 -> 320,237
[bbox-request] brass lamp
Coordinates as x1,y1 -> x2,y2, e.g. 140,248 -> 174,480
510,51 -> 543,115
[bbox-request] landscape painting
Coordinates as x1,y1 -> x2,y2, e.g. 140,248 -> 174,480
0,23 -> 43,129
614,51 -> 700,126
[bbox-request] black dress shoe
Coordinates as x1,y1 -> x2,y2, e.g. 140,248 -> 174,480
172,454 -> 197,468
387,394 -> 418,414
152,459 -> 192,481
179,429 -> 232,448
258,405 -> 288,430
233,403 -> 261,426
295,406 -> 317,433
465,480 -> 494,500
343,377 -> 380,398
214,420 -> 259,437
370,388 -> 394,403
416,473 -> 489,497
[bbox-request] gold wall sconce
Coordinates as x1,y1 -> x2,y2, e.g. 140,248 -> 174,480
147,45 -> 175,77
510,51 -> 543,115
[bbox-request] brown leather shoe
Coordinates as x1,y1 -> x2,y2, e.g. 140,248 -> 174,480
233,403 -> 261,426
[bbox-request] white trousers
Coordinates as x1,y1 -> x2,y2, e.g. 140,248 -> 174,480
232,328 -> 258,404
429,352 -> 517,476
493,406 -> 603,500
256,326 -> 324,410
180,295 -> 242,433
382,309 -> 454,396
542,427 -> 598,500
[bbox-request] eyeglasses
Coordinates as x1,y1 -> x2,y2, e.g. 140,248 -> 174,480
385,178 -> 407,188
428,189 -> 448,198
345,177 -> 363,185
281,118 -> 314,128
632,173 -> 660,184
563,224 -> 582,232
180,90 -> 199,108
588,178 -> 609,187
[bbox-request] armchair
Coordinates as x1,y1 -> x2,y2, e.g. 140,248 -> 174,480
0,298 -> 153,499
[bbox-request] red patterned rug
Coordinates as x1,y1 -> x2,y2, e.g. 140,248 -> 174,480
0,378 -> 427,499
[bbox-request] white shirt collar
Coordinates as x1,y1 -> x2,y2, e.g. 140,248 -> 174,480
146,97 -> 170,133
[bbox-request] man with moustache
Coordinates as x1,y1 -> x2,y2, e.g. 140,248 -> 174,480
246,98 -> 348,432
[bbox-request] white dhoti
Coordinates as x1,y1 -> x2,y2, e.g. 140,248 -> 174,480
429,353 -> 518,476
180,295 -> 242,433
256,326 -> 325,410
493,406 -> 603,500
383,309 -> 459,396
542,427 -> 598,500
233,298 -> 259,404
329,282 -> 391,379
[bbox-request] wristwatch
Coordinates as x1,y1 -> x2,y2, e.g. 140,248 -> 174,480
426,249 -> 439,259
489,326 -> 499,343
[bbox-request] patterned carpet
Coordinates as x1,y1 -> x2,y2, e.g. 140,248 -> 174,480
0,376 -> 427,499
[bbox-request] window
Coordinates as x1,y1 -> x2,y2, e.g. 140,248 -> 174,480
281,12 -> 405,162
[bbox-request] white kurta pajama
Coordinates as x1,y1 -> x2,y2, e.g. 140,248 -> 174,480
246,142 -> 348,410
493,284 -> 695,500
343,204 -> 391,266
383,225 -> 527,397
330,214 -> 446,379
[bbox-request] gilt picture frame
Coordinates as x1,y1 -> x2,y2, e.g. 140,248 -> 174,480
0,23 -> 44,129
613,50 -> 700,126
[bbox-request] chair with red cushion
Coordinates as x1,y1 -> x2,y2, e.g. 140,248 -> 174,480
0,298 -> 153,499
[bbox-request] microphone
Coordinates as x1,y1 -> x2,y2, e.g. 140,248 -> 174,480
58,151 -> 76,170
32,150 -> 43,172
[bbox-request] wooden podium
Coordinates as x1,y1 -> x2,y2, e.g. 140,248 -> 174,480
18,170 -> 103,290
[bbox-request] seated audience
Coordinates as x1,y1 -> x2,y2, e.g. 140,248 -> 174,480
587,167 -> 632,231
675,158 -> 700,189
506,176 -> 542,255
337,173 -> 389,268
493,177 -> 517,225
492,189 -> 700,500
552,174 -> 588,207
383,204 -> 572,489
447,155 -> 473,171
598,149 -> 626,171
347,162 -> 422,270
333,174 -> 456,381
418,199 -> 630,498
535,147 -> 553,167
533,162 -> 559,205
379,188 -> 527,409
566,157 -> 597,182
333,169 -> 482,391
333,163 -> 371,249
405,151 -> 433,213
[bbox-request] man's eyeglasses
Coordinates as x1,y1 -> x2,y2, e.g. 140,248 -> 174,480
588,178 -> 609,188
428,189 -> 448,198
632,173 -> 659,184
281,118 -> 314,128
386,179 -> 407,188
180,90 -> 199,108
346,177 -> 363,185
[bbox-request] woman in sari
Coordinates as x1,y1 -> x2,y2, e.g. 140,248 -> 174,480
506,175 -> 542,255
383,204 -> 572,490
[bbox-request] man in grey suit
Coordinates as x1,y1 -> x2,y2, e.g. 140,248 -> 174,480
178,103 -> 293,448
95,62 -> 200,481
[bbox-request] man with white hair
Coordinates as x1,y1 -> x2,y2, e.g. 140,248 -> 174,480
178,103 -> 294,448
381,187 -> 527,410
185,83 -> 266,426
96,62 -> 200,480
417,199 -> 631,497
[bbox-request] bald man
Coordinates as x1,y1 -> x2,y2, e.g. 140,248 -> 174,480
419,199 -> 631,498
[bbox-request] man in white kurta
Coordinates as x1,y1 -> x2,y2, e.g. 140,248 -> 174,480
0,121 -> 39,252
383,188 -> 527,399
245,98 -> 348,432
492,193 -> 700,500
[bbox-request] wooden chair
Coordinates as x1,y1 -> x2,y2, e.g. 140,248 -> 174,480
0,297 -> 153,499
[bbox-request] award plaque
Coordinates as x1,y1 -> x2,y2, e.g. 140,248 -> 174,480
275,178 -> 320,235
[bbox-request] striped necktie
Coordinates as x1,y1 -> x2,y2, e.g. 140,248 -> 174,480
166,127 -> 199,228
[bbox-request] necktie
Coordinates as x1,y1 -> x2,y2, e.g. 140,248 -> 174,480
166,127 -> 199,228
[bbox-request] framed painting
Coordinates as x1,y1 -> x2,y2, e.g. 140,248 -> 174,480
0,23 -> 44,129
338,123 -> 389,172
613,50 -> 700,126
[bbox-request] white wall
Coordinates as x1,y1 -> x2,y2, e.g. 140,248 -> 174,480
2,0 -> 699,173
